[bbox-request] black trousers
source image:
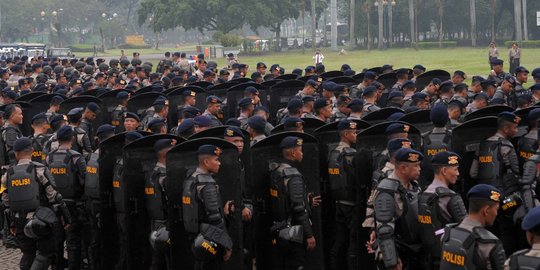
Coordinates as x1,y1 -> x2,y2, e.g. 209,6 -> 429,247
150,220 -> 171,270
16,220 -> 56,270
85,200 -> 101,270
271,240 -> 305,270
115,212 -> 128,270
330,203 -> 359,270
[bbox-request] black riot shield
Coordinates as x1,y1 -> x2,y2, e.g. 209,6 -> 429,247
357,120 -> 422,154
268,80 -> 305,123
377,72 -> 397,90
82,89 -> 100,97
98,90 -> 121,126
134,85 -> 155,96
29,93 -> 67,116
314,120 -> 370,270
166,86 -> 207,130
451,116 -> 498,197
399,109 -> 433,134
16,91 -> 45,102
207,82 -> 236,106
59,95 -> 104,137
226,83 -> 267,121
260,79 -> 282,88
230,78 -> 252,84
514,106 -> 539,137
166,138 -> 243,270
463,105 -> 513,122
271,117 -> 326,135
250,132 -> 324,270
320,71 -> 344,79
352,73 -> 365,84
122,134 -> 184,270
328,76 -> 357,87
361,107 -> 404,124
162,86 -> 181,96
274,74 -> 299,81
127,92 -> 165,118
190,81 -> 214,89
415,69 -> 451,90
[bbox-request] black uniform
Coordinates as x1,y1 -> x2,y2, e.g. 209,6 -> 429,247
46,147 -> 87,269
268,159 -> 313,270
0,123 -> 23,166
1,159 -> 71,270
71,126 -> 93,158
327,141 -> 359,270
145,163 -> 170,270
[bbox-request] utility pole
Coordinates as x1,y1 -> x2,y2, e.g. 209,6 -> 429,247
330,0 -> 338,51
349,0 -> 355,50
311,0 -> 316,50
522,0 -> 528,40
408,0 -> 415,44
514,0 -> 523,41
470,0 -> 477,47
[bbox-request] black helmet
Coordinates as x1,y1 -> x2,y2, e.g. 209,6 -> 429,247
109,59 -> 120,66
149,227 -> 170,253
83,65 -> 94,75
98,63 -> 109,72
120,59 -> 130,67
74,61 -> 86,70
192,234 -> 223,261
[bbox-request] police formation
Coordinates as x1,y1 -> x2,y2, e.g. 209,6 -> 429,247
2,54 -> 540,270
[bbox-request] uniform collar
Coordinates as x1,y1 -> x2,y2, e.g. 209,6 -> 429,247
195,167 -> 210,175
17,159 -> 32,165
532,242 -> 540,250
461,216 -> 483,228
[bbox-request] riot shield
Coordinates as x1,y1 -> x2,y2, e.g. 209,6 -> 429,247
314,120 -> 370,270
357,121 -> 422,153
162,86 -> 181,96
514,106 -> 539,137
82,89 -> 100,97
327,76 -> 357,87
415,69 -> 451,90
59,95 -> 104,138
127,92 -> 165,118
268,80 -> 305,123
190,81 -> 214,89
463,105 -> 513,122
320,71 -> 344,79
29,93 -> 67,124
207,82 -> 235,106
361,107 -> 404,124
133,85 -> 154,96
377,72 -> 397,90
352,73 -> 365,84
399,109 -> 433,134
16,91 -> 45,102
260,79 -> 282,88
226,83 -> 267,122
270,117 -> 326,135
250,132 -> 324,270
451,116 -> 498,197
274,74 -> 299,81
230,78 -> 252,84
166,86 -> 207,130
368,67 -> 382,74
123,134 -> 185,270
98,90 -> 121,127
166,138 -> 243,270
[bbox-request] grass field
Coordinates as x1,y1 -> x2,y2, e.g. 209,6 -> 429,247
87,47 -> 540,86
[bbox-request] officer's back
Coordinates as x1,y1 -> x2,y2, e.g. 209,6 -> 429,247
505,206 -> 540,269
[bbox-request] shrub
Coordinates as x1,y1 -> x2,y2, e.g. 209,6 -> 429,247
411,41 -> 457,49
219,34 -> 241,47
116,44 -> 152,49
504,40 -> 540,48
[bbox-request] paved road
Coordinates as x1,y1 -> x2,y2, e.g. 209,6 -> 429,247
0,242 -> 22,270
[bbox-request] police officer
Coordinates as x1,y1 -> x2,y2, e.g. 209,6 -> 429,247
374,123 -> 410,171
418,151 -> 467,270
0,104 -> 23,166
488,59 -> 507,85
124,112 -> 141,132
84,124 -> 115,270
370,138 -> 412,189
143,97 -> 169,130
237,98 -> 254,127
147,118 -> 167,134
269,136 -> 317,270
111,91 -> 129,132
347,99 -> 363,120
282,117 -> 304,133
66,107 -> 93,158
202,95 -> 223,127
362,86 -> 381,116
113,131 -> 144,270
146,138 -> 175,270
505,206 -> 540,269
80,102 -> 100,147
45,95 -> 63,123
313,98 -> 332,123
1,137 -> 71,270
492,75 -> 516,106
330,96 -> 351,122
517,108 -> 540,168
365,148 -> 423,269
46,125 -> 87,270
440,184 -> 506,270
246,116 -> 267,146
420,104 -> 452,188
277,99 -> 303,125
223,126 -> 255,269
328,120 -> 359,270
28,113 -> 50,164
470,112 -> 526,255
183,144 -> 233,270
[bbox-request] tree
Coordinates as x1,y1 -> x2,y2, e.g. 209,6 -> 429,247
408,0 -> 415,44
470,0 -> 477,46
247,0 -> 299,51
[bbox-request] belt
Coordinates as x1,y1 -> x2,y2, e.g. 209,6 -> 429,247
336,200 -> 355,206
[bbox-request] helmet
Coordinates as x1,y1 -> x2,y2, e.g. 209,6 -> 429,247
192,233 -> 222,261
83,65 -> 94,75
149,227 -> 170,253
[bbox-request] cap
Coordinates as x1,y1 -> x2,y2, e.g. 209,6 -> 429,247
306,79 -> 318,88
198,144 -> 222,157
154,139 -> 175,152
253,106 -> 269,114
467,184 -> 501,203
430,103 -> 449,127
116,91 -> 129,100
177,118 -> 195,134
57,125 -> 74,141
256,62 -> 267,69
413,64 -> 426,71
31,113 -> 48,124
238,97 -> 254,108
250,72 -> 262,80
182,90 -> 197,97
245,86 -> 259,95
182,106 -> 201,118
364,71 -> 377,80
287,98 -> 303,110
431,151 -> 461,166
283,117 -> 304,128
533,68 -> 540,79
313,98 -> 330,111
481,79 -> 497,89
401,80 -> 416,90
322,81 -> 337,91
491,59 -> 504,66
394,148 -> 424,163
86,102 -> 100,113
498,112 -> 520,124
279,136 -> 303,149
153,96 -> 169,106
96,124 -> 115,136
67,107 -> 84,117
125,112 -> 140,122
387,138 -> 412,154
530,83 -> 540,92
431,78 -> 442,85
504,75 -> 517,86
206,95 -> 222,104
337,119 -> 358,131
50,114 -> 66,126
388,91 -> 404,100
528,108 -> 540,121
13,137 -> 32,152
193,115 -> 212,127
247,115 -> 266,132
521,206 -> 540,231
125,131 -> 143,141
385,123 -> 410,136
515,66 -> 529,74
396,68 -> 408,76
147,118 -> 166,130
347,98 -> 364,109
411,92 -> 429,101
362,86 -> 377,96
224,126 -> 244,138
453,70 -> 466,79
472,76 -> 486,83
473,92 -> 489,101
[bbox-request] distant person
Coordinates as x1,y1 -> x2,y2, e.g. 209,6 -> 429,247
313,49 -> 324,65
488,42 -> 499,68
119,50 -> 127,61
509,42 -> 521,74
